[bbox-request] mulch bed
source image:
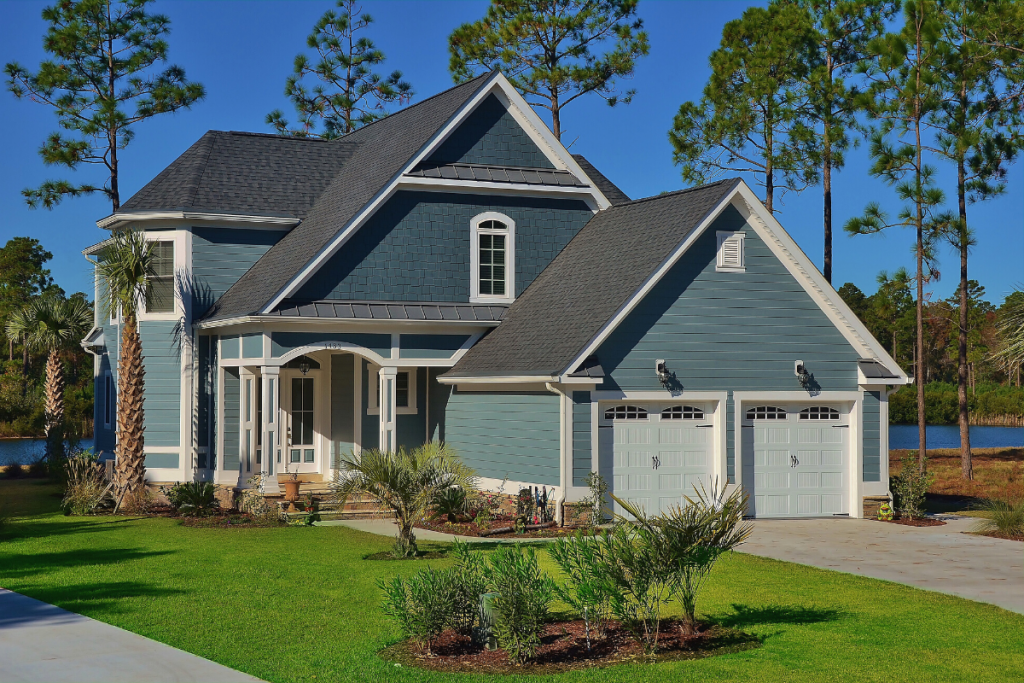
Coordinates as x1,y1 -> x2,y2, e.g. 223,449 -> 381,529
875,517 -> 947,527
414,519 -> 595,539
379,619 -> 760,675
977,530 -> 1024,542
363,550 -> 450,561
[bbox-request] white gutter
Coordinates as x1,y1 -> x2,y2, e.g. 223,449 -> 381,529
96,211 -> 300,230
195,315 -> 502,330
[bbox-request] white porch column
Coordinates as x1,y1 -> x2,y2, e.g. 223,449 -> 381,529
261,366 -> 281,494
379,366 -> 398,452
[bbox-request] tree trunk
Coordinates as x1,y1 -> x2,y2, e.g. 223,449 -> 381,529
113,314 -> 145,508
956,159 -> 972,480
913,21 -> 927,473
44,349 -> 65,462
823,132 -> 833,284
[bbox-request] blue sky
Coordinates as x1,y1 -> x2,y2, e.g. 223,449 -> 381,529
1,0 -> 1020,305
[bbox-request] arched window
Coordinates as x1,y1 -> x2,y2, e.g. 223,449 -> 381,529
604,405 -> 648,420
745,406 -> 787,420
661,405 -> 704,420
471,213 -> 515,304
799,406 -> 840,420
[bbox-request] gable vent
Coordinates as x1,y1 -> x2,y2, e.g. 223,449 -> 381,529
716,231 -> 745,272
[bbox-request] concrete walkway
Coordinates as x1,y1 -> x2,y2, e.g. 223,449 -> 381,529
320,518 -> 550,543
740,516 -> 1024,614
0,589 -> 261,683
328,517 -> 1023,614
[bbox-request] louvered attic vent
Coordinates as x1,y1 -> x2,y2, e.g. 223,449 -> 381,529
716,231 -> 745,272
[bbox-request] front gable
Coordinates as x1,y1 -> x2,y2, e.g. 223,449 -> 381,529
426,94 -> 554,168
596,204 -> 863,393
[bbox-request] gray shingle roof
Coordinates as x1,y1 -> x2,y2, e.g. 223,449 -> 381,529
407,161 -> 586,187
201,73 -> 493,322
121,131 -> 354,220
269,300 -> 506,322
572,154 -> 630,205
444,179 -> 742,378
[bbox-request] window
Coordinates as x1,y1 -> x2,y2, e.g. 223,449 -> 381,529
800,406 -> 840,420
146,241 -> 175,313
369,367 -> 417,414
291,377 -> 314,446
745,406 -> 787,420
104,372 -> 113,428
471,213 -> 515,304
662,405 -> 704,420
604,405 -> 648,420
716,231 -> 745,272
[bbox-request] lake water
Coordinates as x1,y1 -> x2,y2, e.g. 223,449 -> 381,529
889,425 -> 1023,450
1,427 -> 1020,464
0,438 -> 96,465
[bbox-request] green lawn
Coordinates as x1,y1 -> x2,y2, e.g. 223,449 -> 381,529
1,479 -> 1022,682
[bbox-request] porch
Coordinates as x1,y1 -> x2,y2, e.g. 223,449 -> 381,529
198,329 -> 481,494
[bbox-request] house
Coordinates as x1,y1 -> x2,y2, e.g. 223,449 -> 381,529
82,71 -> 909,519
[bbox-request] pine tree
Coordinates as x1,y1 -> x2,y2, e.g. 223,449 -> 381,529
789,0 -> 899,282
845,0 -> 947,472
267,0 -> 413,139
5,0 -> 204,212
449,0 -> 649,142
669,3 -> 818,213
928,0 -> 1023,480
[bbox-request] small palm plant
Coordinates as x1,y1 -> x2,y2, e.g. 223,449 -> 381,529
6,295 -> 92,462
331,441 -> 476,557
96,229 -> 156,510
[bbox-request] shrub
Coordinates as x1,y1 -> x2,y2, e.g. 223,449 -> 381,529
62,450 -> 107,515
379,566 -> 455,655
239,476 -> 283,526
515,488 -> 534,526
447,540 -> 488,636
973,497 -> 1024,537
3,463 -> 24,478
431,486 -> 468,523
27,457 -> 48,478
485,543 -> 555,665
891,452 -> 932,520
166,481 -> 219,516
120,486 -> 153,515
548,531 -> 613,650
582,472 -> 609,527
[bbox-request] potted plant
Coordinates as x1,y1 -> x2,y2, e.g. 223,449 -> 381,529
282,459 -> 301,502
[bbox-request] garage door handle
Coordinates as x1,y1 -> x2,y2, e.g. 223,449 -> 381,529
832,425 -> 849,428
696,424 -> 713,428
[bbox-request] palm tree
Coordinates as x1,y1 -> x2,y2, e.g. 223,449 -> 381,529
331,442 -> 477,556
95,229 -> 155,508
5,295 -> 92,461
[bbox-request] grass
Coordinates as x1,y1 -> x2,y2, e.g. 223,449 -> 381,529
890,447 -> 1023,514
1,479 -> 1023,682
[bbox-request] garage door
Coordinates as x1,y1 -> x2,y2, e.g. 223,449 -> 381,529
599,403 -> 715,517
741,404 -> 848,517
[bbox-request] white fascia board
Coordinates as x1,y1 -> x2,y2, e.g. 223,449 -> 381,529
731,182 -> 909,382
262,72 -> 610,313
487,77 -> 612,210
195,315 -> 500,330
561,187 -> 739,376
435,374 -> 558,385
96,211 -> 300,230
398,176 -> 599,207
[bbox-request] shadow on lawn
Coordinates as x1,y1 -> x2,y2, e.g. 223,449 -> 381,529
0,580 -> 185,627
2,517 -> 140,544
0,547 -> 175,580
717,604 -> 844,629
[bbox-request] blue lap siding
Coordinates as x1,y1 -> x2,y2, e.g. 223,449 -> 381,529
294,192 -> 593,302
427,94 -> 554,168
862,391 -> 881,481
596,206 -> 862,481
572,392 -> 592,486
223,368 -> 240,472
192,227 -> 286,316
444,391 -> 560,486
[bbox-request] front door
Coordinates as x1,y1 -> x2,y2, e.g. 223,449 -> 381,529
286,375 -> 317,473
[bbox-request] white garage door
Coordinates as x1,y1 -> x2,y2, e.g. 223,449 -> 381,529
741,404 -> 848,517
599,403 -> 715,517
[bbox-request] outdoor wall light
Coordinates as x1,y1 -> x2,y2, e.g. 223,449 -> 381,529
795,360 -> 810,387
656,359 -> 670,386
299,360 -> 311,376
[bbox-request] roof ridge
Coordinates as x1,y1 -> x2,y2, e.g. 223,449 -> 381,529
332,72 -> 493,141
219,130 -> 337,142
613,178 -> 740,208
188,132 -> 219,209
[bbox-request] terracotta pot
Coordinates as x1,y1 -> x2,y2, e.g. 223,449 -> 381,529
283,479 -> 301,502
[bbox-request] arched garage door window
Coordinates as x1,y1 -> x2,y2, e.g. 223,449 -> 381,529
745,405 -> 787,420
661,405 -> 704,420
604,405 -> 648,420
799,406 -> 840,420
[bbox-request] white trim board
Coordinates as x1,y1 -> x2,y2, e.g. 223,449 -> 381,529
563,180 -> 910,382
261,72 -> 611,314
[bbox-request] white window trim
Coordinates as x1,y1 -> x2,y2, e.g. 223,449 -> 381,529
716,230 -> 745,273
107,231 -> 186,323
470,212 -> 515,305
367,365 -> 418,415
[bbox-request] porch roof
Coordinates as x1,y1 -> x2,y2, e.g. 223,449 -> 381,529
267,300 -> 507,322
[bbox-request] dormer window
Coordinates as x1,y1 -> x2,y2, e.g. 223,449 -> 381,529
471,213 -> 515,304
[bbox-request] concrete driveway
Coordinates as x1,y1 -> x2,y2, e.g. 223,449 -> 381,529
740,516 -> 1023,614
0,589 -> 261,683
